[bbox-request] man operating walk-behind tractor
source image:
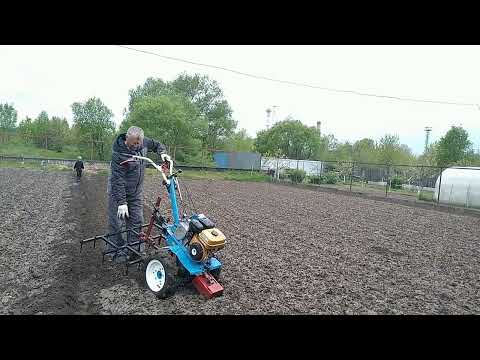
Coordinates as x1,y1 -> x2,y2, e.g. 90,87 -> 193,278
105,126 -> 168,263
80,125 -> 226,299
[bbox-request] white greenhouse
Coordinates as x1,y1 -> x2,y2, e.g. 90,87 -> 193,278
434,167 -> 480,208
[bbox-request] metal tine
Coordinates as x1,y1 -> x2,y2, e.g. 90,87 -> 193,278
125,245 -> 142,258
80,223 -> 151,245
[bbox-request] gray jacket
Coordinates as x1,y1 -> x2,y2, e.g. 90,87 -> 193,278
108,133 -> 166,205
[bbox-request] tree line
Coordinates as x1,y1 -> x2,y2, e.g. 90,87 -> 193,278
255,118 -> 480,168
0,73 -> 253,162
0,72 -> 477,168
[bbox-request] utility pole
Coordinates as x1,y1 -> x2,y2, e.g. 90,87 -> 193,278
424,126 -> 432,153
266,108 -> 272,129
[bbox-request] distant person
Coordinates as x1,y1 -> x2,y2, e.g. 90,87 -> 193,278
74,156 -> 84,179
105,126 -> 170,263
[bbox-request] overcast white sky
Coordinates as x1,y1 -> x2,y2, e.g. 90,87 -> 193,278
1,45 -> 480,154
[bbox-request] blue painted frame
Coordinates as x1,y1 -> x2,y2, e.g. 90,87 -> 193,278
162,177 -> 222,276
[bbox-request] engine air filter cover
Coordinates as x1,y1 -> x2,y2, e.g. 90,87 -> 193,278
198,228 -> 226,250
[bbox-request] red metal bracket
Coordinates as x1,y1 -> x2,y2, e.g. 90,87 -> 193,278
192,272 -> 224,299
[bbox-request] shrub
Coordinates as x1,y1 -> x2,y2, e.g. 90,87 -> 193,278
308,172 -> 338,185
309,175 -> 322,184
418,191 -> 434,202
390,176 -> 403,190
323,172 -> 338,184
286,169 -> 306,183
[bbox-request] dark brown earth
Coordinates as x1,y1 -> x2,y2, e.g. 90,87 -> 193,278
1,168 -> 480,314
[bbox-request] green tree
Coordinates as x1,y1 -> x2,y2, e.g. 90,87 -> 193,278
71,97 -> 115,159
121,95 -> 207,163
435,126 -> 472,167
48,116 -> 70,151
170,73 -> 237,149
0,103 -> 17,130
417,142 -> 438,166
352,138 -> 377,163
128,77 -> 170,112
314,134 -> 340,160
32,111 -> 50,149
222,128 -> 254,152
377,134 -> 413,165
128,73 -> 237,150
254,119 -> 321,159
27,111 -> 71,151
378,134 -> 400,164
466,151 -> 480,166
335,161 -> 354,183
332,142 -> 354,161
18,117 -> 34,144
0,103 -> 17,142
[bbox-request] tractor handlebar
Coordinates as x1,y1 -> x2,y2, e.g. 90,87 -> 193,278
121,154 -> 174,184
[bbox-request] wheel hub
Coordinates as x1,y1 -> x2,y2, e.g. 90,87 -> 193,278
146,259 -> 166,292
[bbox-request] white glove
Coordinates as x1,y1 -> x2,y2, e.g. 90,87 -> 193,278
161,153 -> 171,162
117,204 -> 129,219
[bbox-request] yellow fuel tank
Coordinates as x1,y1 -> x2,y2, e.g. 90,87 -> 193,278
198,228 -> 226,251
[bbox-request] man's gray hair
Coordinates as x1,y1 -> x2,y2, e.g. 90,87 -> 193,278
126,126 -> 144,140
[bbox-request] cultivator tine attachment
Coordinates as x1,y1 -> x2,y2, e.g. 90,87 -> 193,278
80,220 -> 168,275
124,256 -> 145,275
80,199 -> 171,277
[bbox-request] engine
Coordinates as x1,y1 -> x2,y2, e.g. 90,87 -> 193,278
176,214 -> 226,262
189,227 -> 226,261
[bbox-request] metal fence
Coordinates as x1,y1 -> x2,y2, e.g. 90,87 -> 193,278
0,154 -> 110,170
4,152 -> 480,212
263,158 -> 456,206
0,154 -> 257,173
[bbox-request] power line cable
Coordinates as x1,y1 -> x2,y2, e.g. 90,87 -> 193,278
116,45 -> 480,109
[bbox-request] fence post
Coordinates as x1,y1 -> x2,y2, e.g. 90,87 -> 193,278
418,165 -> 424,196
385,165 -> 390,197
466,183 -> 471,208
437,167 -> 443,204
173,146 -> 176,163
276,158 -> 279,181
349,162 -> 355,192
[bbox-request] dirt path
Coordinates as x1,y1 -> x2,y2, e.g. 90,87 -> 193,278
40,173 -> 149,314
0,169 -> 146,314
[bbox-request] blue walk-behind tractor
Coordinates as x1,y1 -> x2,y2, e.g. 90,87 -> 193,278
80,155 -> 226,299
